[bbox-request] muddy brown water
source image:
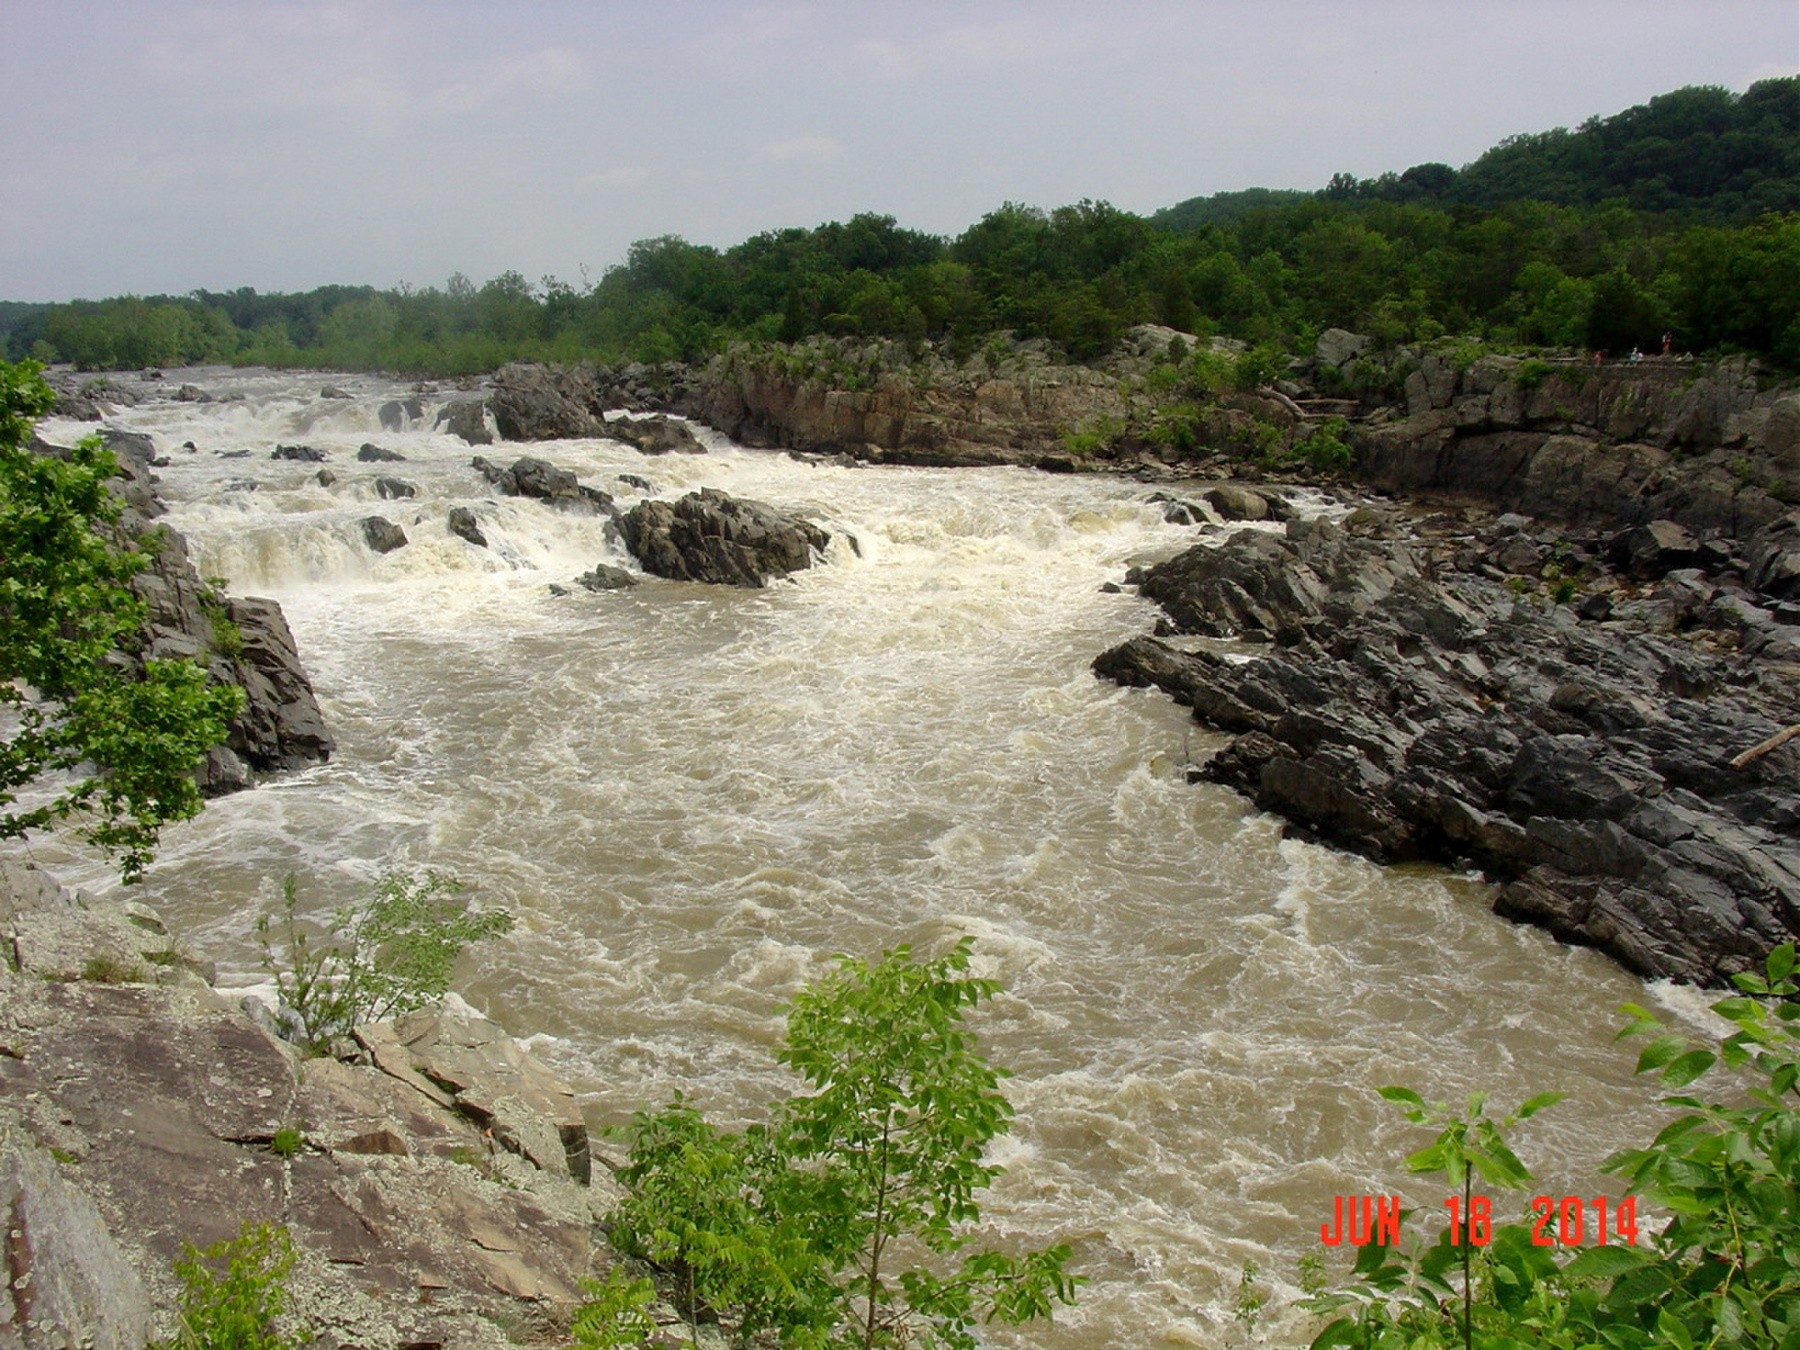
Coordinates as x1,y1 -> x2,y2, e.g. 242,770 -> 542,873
33,369 -> 1713,1347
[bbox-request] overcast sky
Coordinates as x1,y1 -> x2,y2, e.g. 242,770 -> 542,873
3,1 -> 1795,302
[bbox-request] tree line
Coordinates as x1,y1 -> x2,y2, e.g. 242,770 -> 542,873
4,78 -> 1795,376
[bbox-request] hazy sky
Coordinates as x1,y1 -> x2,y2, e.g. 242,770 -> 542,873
3,1 -> 1795,302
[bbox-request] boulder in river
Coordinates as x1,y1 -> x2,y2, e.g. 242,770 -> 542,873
437,399 -> 493,446
576,563 -> 638,591
618,487 -> 830,588
272,444 -> 327,462
605,413 -> 706,456
447,506 -> 488,548
360,516 -> 408,554
357,442 -> 406,462
374,476 -> 415,500
471,455 -> 614,514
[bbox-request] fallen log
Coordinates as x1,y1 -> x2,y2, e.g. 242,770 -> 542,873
1730,723 -> 1800,770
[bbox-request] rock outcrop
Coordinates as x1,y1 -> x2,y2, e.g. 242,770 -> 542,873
1346,349 -> 1797,540
452,364 -> 704,445
1096,517 -> 1800,985
692,338 -> 1131,467
437,399 -> 493,446
618,488 -> 831,587
94,431 -> 333,795
0,864 -> 623,1349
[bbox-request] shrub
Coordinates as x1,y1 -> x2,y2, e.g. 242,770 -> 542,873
567,1268 -> 660,1349
1062,415 -> 1123,456
1515,357 -> 1554,390
1295,416 -> 1355,472
256,870 -> 513,1052
171,1221 -> 299,1350
1302,942 -> 1800,1349
269,1126 -> 303,1159
608,937 -> 1081,1349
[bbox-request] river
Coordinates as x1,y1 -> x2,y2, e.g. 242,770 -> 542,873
36,368 -> 1709,1347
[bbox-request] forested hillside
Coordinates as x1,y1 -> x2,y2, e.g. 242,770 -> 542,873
8,78 -> 1797,375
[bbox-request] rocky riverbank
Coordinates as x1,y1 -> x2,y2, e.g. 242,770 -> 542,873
1094,505 -> 1800,984
0,861 -> 647,1349
28,424 -> 333,795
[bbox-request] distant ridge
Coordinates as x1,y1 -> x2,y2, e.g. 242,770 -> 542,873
1156,78 -> 1799,228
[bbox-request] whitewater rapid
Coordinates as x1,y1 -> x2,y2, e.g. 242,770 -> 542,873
32,368 -> 1689,1347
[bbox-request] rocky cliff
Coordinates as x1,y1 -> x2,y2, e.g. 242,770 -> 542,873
1096,504 -> 1800,985
690,337 -> 1133,467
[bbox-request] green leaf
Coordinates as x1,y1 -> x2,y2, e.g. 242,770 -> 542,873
1656,1308 -> 1695,1350
1634,1034 -> 1689,1074
1310,1318 -> 1364,1350
1377,1086 -> 1426,1111
1770,943 -> 1796,982
1515,1091 -> 1566,1120
1658,1050 -> 1717,1088
1563,1246 -> 1651,1280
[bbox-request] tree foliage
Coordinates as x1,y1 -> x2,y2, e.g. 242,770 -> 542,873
603,937 -> 1080,1349
170,1221 -> 300,1350
256,870 -> 514,1052
1305,942 -> 1800,1349
8,80 -> 1796,374
0,358 -> 242,879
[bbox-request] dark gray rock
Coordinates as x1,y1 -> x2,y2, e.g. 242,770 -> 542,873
272,443 -> 327,462
471,455 -> 613,514
357,442 -> 406,462
319,384 -> 352,399
1096,519 -> 1800,986
50,432 -> 336,796
618,487 -> 830,588
447,507 -> 487,548
374,476 -> 415,500
488,363 -> 607,440
576,564 -> 637,591
360,516 -> 408,553
378,401 -> 406,431
315,469 -> 336,487
606,414 -> 706,456
1612,519 -> 1703,579
437,399 -> 492,446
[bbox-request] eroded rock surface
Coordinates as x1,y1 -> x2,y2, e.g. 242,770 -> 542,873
1097,517 -> 1800,984
0,865 -> 621,1349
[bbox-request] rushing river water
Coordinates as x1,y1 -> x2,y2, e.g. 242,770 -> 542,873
33,368 -> 1720,1346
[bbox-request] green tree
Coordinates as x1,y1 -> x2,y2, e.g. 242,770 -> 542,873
256,869 -> 514,1052
610,938 -> 1080,1350
0,360 -> 242,879
171,1221 -> 300,1350
1304,941 -> 1800,1349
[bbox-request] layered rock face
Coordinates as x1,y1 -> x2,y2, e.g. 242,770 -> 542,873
92,431 -> 333,794
1096,517 -> 1800,985
691,339 -> 1129,467
1347,347 -> 1799,540
0,863 -> 617,1349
